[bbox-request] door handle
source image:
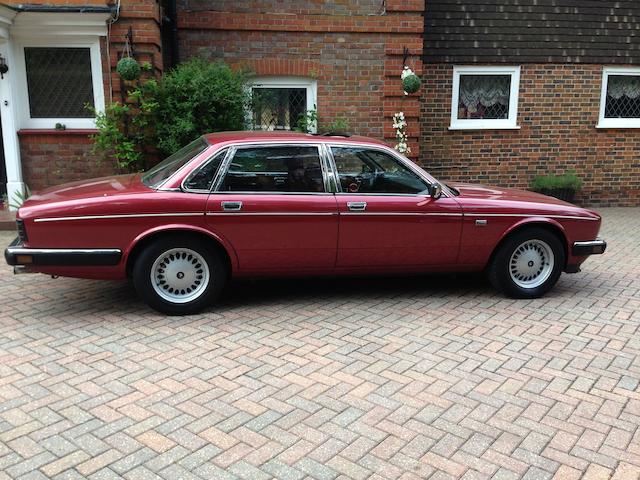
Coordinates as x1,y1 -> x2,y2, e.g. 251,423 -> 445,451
221,201 -> 243,211
347,201 -> 367,212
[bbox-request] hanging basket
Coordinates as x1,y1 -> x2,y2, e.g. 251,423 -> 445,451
402,72 -> 421,94
117,57 -> 141,81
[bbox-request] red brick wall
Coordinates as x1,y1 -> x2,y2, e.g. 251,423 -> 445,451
421,64 -> 640,206
18,131 -> 115,191
178,1 -> 425,156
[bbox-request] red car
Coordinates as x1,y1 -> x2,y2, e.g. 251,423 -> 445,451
5,131 -> 606,315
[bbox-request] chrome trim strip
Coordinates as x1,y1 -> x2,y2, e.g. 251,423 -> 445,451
464,213 -> 599,221
34,212 -> 203,223
206,212 -> 337,216
7,247 -> 121,256
340,212 -> 463,216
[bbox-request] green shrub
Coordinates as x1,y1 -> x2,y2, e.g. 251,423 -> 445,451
154,59 -> 250,156
530,171 -> 583,192
92,59 -> 251,171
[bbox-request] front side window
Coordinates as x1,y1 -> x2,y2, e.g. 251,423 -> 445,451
250,77 -> 317,132
450,66 -> 520,130
25,47 -> 95,118
219,146 -> 324,193
331,147 -> 429,195
598,68 -> 640,128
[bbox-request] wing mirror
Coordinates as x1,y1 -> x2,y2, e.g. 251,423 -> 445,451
430,182 -> 443,200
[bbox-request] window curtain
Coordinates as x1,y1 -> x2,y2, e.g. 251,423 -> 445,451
458,75 -> 510,112
607,75 -> 640,99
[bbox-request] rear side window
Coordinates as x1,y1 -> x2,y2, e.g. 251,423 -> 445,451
183,149 -> 227,191
219,146 -> 324,193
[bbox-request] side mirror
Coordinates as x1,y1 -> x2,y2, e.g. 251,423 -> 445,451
430,182 -> 443,200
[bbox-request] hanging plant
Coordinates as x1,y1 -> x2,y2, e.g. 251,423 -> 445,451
117,57 -> 141,81
392,112 -> 410,154
401,66 -> 421,95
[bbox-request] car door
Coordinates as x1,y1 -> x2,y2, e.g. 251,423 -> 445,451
329,145 -> 462,268
204,144 -> 338,272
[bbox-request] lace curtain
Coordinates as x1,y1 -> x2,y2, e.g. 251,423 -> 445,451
607,75 -> 640,99
458,75 -> 511,111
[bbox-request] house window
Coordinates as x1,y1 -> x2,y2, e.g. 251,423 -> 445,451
450,66 -> 521,130
598,68 -> 640,128
250,77 -> 317,132
15,40 -> 105,129
25,47 -> 95,118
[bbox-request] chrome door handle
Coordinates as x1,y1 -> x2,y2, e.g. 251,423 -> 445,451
221,201 -> 243,211
347,201 -> 367,212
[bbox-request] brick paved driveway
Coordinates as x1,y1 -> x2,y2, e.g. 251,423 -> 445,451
0,208 -> 639,480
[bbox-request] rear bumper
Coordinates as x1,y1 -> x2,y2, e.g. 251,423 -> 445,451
5,237 -> 122,267
572,239 -> 607,256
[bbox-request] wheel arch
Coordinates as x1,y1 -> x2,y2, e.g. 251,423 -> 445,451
487,218 -> 569,269
124,225 -> 237,278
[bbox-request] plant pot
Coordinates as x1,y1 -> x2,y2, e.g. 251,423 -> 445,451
536,188 -> 576,203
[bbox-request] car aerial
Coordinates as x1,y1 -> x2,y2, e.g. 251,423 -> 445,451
5,131 -> 606,315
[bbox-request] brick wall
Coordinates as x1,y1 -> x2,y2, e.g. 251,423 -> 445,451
421,64 -> 640,206
18,131 -> 115,191
178,1 -> 425,156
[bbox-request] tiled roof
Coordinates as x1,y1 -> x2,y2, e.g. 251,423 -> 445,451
424,0 -> 640,64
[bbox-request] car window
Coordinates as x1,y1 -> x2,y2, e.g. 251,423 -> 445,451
183,149 -> 227,191
331,147 -> 429,195
142,137 -> 208,189
219,146 -> 324,193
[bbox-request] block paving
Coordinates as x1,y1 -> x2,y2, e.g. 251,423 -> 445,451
0,208 -> 639,479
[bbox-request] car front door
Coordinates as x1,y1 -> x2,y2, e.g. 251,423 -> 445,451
329,145 -> 462,268
204,144 -> 338,273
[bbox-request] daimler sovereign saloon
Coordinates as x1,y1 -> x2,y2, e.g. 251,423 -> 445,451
5,132 -> 606,315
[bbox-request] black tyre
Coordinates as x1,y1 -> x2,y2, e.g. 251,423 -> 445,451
133,235 -> 227,315
487,227 -> 565,299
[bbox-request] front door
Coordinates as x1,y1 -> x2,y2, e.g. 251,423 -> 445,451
329,146 -> 462,268
205,144 -> 338,272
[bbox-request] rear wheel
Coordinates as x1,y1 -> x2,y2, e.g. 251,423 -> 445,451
133,235 -> 227,315
488,228 -> 565,298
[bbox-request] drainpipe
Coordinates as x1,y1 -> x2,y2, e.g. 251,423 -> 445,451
167,0 -> 178,68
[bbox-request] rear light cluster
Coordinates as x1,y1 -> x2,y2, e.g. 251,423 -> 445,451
16,219 -> 28,243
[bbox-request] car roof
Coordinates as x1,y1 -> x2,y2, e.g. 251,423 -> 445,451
203,131 -> 388,147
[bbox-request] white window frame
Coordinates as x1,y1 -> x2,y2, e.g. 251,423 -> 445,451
449,65 -> 521,130
14,37 -> 105,130
249,76 -> 318,133
597,67 -> 640,129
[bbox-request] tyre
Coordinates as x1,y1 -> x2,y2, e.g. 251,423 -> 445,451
487,227 -> 565,299
133,235 -> 227,315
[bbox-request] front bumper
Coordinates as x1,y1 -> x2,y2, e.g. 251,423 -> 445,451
572,239 -> 607,256
5,237 -> 122,267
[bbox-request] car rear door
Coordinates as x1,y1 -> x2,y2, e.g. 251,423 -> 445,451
204,144 -> 338,273
329,145 -> 463,268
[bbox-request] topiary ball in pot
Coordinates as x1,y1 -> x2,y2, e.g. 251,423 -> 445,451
117,57 -> 141,81
402,73 -> 421,94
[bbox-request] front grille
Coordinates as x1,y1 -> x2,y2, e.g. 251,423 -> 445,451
16,219 -> 28,243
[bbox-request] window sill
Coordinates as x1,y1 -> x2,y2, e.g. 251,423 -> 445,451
448,124 -> 521,131
18,128 -> 98,136
595,123 -> 640,129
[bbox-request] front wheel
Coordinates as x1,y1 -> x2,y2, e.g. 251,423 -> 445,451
133,235 -> 227,315
487,228 -> 565,299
